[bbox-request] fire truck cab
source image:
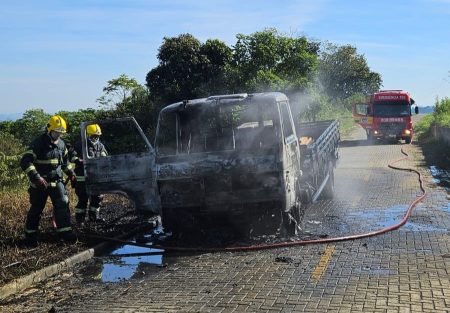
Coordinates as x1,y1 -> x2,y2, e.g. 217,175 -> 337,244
353,90 -> 419,144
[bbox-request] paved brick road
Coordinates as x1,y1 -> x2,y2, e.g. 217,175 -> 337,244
2,127 -> 450,313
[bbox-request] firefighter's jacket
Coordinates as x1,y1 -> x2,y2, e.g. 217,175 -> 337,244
70,138 -> 107,181
20,133 -> 74,187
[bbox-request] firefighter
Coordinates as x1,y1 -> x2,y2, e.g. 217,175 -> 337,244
70,124 -> 107,225
20,115 -> 77,246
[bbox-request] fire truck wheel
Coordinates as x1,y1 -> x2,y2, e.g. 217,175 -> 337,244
405,137 -> 411,144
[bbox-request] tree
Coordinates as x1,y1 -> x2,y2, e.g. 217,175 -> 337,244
230,28 -> 320,93
11,109 -> 51,145
97,74 -> 141,109
434,97 -> 450,127
318,43 -> 382,100
197,39 -> 233,95
96,74 -> 158,140
146,34 -> 232,107
147,34 -> 204,105
57,109 -> 99,144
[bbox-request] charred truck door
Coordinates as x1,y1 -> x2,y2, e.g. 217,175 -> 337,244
278,100 -> 302,233
81,118 -> 160,214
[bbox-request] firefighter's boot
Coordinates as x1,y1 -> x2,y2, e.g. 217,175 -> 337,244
88,207 -> 105,223
75,213 -> 86,226
24,232 -> 38,247
59,231 -> 77,244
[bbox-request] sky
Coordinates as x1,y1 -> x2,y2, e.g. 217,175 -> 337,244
1,0 -> 450,114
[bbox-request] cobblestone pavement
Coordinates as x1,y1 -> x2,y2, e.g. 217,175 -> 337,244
2,127 -> 450,313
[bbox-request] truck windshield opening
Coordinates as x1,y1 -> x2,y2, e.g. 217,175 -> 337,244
373,100 -> 411,117
156,102 -> 279,156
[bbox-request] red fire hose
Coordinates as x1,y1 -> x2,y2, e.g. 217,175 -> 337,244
82,146 -> 427,253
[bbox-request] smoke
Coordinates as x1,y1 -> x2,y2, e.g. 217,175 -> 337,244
287,90 -> 315,122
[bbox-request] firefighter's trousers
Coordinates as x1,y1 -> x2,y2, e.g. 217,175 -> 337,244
74,181 -> 101,220
25,181 -> 72,234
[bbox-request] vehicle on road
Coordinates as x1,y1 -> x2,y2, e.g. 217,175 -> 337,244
352,90 -> 419,143
80,92 -> 340,236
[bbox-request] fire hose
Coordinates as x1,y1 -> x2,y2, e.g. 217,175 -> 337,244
79,146 -> 427,253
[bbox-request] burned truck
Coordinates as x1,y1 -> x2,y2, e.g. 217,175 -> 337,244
81,92 -> 339,236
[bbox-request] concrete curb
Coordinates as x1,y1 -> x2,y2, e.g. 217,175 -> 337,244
0,240 -> 107,301
0,220 -> 157,301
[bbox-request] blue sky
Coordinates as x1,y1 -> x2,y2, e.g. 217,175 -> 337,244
1,0 -> 450,114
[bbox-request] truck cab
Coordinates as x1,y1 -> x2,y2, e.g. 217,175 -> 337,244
154,92 -> 303,235
353,90 -> 418,143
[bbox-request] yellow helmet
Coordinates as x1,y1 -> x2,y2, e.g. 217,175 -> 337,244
86,124 -> 102,136
47,115 -> 67,133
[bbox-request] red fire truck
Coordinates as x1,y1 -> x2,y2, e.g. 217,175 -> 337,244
352,90 -> 419,144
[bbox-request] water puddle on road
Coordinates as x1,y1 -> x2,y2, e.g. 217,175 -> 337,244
347,205 -> 447,232
347,205 -> 406,228
443,203 -> 450,214
354,266 -> 397,276
81,228 -> 167,283
99,244 -> 164,282
430,166 -> 450,191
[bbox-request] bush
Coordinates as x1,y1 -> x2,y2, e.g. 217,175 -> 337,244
0,132 -> 28,191
434,97 -> 450,127
414,114 -> 435,139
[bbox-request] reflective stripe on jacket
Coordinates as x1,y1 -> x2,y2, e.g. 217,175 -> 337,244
20,133 -> 73,182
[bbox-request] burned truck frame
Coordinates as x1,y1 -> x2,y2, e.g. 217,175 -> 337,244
81,92 -> 339,236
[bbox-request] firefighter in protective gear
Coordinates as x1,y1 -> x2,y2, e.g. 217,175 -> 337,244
20,115 -> 77,246
70,124 -> 107,225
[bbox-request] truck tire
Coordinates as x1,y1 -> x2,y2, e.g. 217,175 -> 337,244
405,137 -> 411,144
322,163 -> 335,199
161,208 -> 196,235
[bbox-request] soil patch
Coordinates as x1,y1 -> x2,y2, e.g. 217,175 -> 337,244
0,193 -> 142,286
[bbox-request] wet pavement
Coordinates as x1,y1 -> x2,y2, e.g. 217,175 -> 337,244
430,166 -> 450,191
2,127 -> 450,313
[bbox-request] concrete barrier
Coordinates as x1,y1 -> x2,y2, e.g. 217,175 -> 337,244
433,125 -> 450,145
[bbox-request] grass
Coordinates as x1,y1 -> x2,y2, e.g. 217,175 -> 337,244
0,189 -> 31,240
315,106 -> 355,137
0,184 -> 136,286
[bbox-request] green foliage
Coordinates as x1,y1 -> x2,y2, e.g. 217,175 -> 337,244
10,109 -> 51,146
434,97 -> 450,127
230,28 -> 319,92
96,75 -> 158,140
146,34 -> 205,104
0,132 -> 27,190
413,97 -> 450,141
318,43 -> 382,100
57,109 -> 99,144
295,89 -> 354,135
97,74 -> 141,109
197,39 -> 233,95
147,34 -> 231,106
146,29 -> 320,109
414,114 -> 435,138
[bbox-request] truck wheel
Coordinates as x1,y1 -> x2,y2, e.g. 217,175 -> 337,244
405,137 -> 411,144
161,208 -> 195,235
322,164 -> 335,199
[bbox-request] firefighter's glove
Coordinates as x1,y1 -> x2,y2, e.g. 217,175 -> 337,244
68,173 -> 77,188
35,177 -> 48,189
75,159 -> 83,166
